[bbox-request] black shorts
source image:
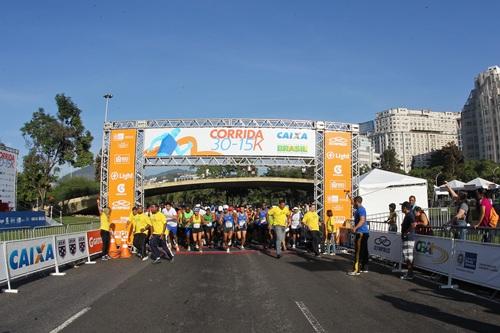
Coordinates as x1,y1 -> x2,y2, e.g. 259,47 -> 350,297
192,228 -> 202,233
224,227 -> 234,233
290,228 -> 301,235
203,225 -> 213,232
236,224 -> 247,231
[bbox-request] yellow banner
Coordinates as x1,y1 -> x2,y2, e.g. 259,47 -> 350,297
107,129 -> 137,244
323,131 -> 352,227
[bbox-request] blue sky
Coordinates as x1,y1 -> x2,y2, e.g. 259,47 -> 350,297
1,1 -> 499,174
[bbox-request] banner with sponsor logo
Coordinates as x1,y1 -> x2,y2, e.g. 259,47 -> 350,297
323,131 -> 352,224
368,231 -> 402,262
143,128 -> 316,158
6,237 -> 56,278
452,240 -> 500,290
108,129 -> 137,244
87,229 -> 103,255
0,147 -> 18,211
55,233 -> 87,265
413,235 -> 453,275
0,211 -> 46,230
0,243 -> 7,283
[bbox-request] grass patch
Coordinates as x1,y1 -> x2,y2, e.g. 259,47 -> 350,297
59,215 -> 99,225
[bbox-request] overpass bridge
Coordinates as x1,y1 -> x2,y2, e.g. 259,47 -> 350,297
66,177 -> 314,214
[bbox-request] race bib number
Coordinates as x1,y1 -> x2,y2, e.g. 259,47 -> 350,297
207,222 -> 213,227
193,223 -> 200,229
260,218 -> 267,224
225,221 -> 233,228
239,221 -> 246,227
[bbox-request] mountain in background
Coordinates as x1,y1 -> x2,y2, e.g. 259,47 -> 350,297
60,165 -> 192,182
60,164 -> 96,182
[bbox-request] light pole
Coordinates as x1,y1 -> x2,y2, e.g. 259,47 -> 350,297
103,93 -> 113,123
493,166 -> 499,183
435,171 -> 442,186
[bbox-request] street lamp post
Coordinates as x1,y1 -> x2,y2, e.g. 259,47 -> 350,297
103,93 -> 113,123
435,171 -> 442,186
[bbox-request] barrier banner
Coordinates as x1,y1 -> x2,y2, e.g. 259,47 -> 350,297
368,231 -> 402,262
0,243 -> 7,283
6,237 -> 55,278
0,147 -> 18,211
323,131 -> 352,224
0,211 -> 46,230
339,228 -> 355,249
108,129 -> 137,244
87,230 -> 103,255
452,240 -> 500,290
413,235 -> 453,275
143,128 -> 316,158
55,233 -> 87,265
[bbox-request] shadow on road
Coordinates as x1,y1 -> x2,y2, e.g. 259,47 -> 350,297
376,294 -> 500,333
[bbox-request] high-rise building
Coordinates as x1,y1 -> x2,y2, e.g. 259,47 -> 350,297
461,66 -> 500,162
363,108 -> 461,172
358,135 -> 380,169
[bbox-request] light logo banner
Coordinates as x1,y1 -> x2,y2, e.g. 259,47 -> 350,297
143,128 -> 316,158
108,129 -> 137,243
323,131 -> 352,224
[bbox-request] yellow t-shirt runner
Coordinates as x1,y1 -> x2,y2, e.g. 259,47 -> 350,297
100,212 -> 110,231
150,212 -> 167,236
326,216 -> 336,233
303,211 -> 320,231
133,213 -> 151,235
268,206 -> 290,227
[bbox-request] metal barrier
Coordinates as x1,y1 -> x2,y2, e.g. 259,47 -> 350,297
0,222 -> 99,241
366,207 -> 452,231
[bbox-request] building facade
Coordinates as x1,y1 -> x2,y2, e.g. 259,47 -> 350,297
358,135 -> 380,170
461,66 -> 500,162
363,108 -> 461,172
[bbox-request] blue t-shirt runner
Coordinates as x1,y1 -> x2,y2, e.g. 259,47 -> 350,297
354,206 -> 369,233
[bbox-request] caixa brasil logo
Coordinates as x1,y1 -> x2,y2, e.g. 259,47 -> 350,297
415,241 -> 449,264
9,243 -> 55,270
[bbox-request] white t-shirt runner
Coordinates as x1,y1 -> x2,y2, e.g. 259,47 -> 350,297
162,207 -> 178,227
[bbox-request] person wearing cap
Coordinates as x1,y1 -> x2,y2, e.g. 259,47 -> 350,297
400,201 -> 417,280
444,182 -> 469,240
346,192 -> 369,276
203,206 -> 215,248
219,205 -> 236,253
149,204 -> 174,264
290,206 -> 302,249
190,207 -> 204,252
268,200 -> 291,258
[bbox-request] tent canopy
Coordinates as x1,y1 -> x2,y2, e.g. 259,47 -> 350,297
463,177 -> 497,190
445,179 -> 465,189
359,168 -> 427,190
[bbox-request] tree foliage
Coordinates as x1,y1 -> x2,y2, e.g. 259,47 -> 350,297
380,147 -> 403,173
51,177 -> 99,202
429,142 -> 463,180
19,94 -> 94,209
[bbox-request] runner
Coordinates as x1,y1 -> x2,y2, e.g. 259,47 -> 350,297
302,204 -> 321,256
190,207 -> 204,252
220,205 -> 235,253
268,200 -> 291,259
214,205 -> 224,248
149,204 -> 174,264
97,198 -> 111,261
324,209 -> 336,255
256,203 -> 269,247
290,207 -> 302,249
162,202 -> 179,251
203,206 -> 215,248
235,206 -> 248,249
183,206 -> 194,251
132,205 -> 151,261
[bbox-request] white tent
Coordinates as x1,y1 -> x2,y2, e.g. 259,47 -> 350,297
463,177 -> 497,190
444,179 -> 465,190
358,169 -> 428,215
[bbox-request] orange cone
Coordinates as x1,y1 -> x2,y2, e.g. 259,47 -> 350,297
108,237 -> 121,259
120,242 -> 132,258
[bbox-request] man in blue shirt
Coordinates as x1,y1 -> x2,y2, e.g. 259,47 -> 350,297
346,192 -> 369,276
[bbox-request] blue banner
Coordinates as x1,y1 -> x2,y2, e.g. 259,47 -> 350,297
0,211 -> 47,229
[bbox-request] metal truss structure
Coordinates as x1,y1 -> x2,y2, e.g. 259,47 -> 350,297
100,118 -> 359,214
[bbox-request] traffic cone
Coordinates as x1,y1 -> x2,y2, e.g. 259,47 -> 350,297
120,242 -> 132,258
109,237 -> 121,259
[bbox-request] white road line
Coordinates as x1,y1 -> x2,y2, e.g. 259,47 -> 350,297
295,301 -> 326,333
49,307 -> 91,333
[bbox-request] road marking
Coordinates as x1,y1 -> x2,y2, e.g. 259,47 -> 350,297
295,301 -> 326,333
49,307 -> 91,333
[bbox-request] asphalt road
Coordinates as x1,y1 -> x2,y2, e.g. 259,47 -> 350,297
1,248 -> 499,333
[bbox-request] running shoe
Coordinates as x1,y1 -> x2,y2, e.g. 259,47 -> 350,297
142,256 -> 149,261
226,248 -> 230,253
347,271 -> 360,276
152,257 -> 161,264
400,274 -> 414,280
187,246 -> 191,252
228,240 -> 232,246
277,254 -> 281,259
292,244 -> 296,249
101,256 -> 108,261
195,245 -> 199,250
175,245 -> 180,252
330,252 -> 336,256
240,245 -> 244,250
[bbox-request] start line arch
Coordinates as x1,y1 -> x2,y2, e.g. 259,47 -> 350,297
100,118 -> 359,242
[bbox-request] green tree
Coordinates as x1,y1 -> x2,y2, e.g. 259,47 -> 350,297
380,147 -> 403,173
20,94 -> 94,209
51,177 -> 99,202
429,142 -> 463,179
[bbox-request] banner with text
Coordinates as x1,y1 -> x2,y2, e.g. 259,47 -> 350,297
413,235 -> 453,275
55,232 -> 88,265
452,240 -> 500,290
108,129 -> 137,244
0,244 -> 7,283
6,237 -> 55,278
323,131 -> 352,224
368,231 -> 402,263
143,128 -> 316,158
0,147 -> 18,211
87,230 -> 103,255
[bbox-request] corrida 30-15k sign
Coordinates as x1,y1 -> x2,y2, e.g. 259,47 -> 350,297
143,128 -> 316,157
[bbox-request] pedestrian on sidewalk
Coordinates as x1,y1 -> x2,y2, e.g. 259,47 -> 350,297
400,201 -> 417,280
